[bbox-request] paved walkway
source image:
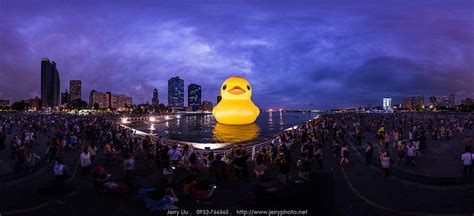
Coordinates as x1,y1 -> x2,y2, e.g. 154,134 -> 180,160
1,114 -> 474,216
0,127 -> 52,177
353,115 -> 473,178
2,136 -> 474,216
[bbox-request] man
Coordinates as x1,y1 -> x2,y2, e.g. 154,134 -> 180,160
80,148 -> 92,176
461,149 -> 473,176
210,155 -> 227,182
0,130 -> 6,149
123,154 -> 136,185
167,144 -> 181,167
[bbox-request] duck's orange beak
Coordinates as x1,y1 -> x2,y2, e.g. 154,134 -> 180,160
228,86 -> 246,95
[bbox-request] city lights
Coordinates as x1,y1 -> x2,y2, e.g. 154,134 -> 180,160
149,116 -> 156,122
121,118 -> 128,124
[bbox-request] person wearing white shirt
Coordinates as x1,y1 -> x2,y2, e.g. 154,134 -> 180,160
80,148 -> 92,176
406,144 -> 416,166
167,144 -> 181,167
461,150 -> 473,176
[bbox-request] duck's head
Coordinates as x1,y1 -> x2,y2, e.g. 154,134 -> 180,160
220,76 -> 252,100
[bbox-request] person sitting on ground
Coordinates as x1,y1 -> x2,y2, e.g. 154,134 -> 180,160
53,158 -> 69,182
191,180 -> 216,203
137,187 -> 179,211
26,150 -> 41,172
93,165 -> 111,189
167,144 -> 181,168
181,175 -> 198,195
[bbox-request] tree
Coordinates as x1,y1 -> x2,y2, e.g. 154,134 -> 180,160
415,105 -> 425,111
11,100 -> 29,111
67,99 -> 88,110
93,103 -> 100,110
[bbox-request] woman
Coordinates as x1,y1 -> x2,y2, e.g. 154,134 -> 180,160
380,151 -> 391,176
275,153 -> 290,184
254,154 -> 266,179
315,144 -> 323,168
339,144 -> 349,165
365,142 -> 373,165
397,142 -> 407,166
181,144 -> 192,168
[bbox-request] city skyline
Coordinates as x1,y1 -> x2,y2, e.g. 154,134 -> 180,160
0,1 -> 473,109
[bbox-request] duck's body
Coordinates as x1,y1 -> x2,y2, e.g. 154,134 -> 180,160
213,99 -> 260,125
212,76 -> 260,125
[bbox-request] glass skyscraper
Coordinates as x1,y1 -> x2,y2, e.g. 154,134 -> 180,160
168,76 -> 184,109
152,88 -> 159,106
188,84 -> 202,111
41,58 -> 60,108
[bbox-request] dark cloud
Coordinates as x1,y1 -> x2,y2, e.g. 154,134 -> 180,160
0,0 -> 472,109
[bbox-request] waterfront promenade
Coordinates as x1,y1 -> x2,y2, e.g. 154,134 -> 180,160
0,112 -> 473,216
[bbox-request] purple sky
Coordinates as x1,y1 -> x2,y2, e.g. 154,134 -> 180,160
1,0 -> 473,109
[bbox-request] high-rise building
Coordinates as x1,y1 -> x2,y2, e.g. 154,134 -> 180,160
89,90 -> 132,110
217,94 -> 222,104
0,99 -> 9,107
69,80 -> 82,101
461,98 -> 474,106
202,101 -> 213,112
61,89 -> 70,105
29,97 -> 41,111
382,97 -> 392,111
188,84 -> 202,111
110,94 -> 133,110
402,96 -> 424,110
89,90 -> 109,108
168,76 -> 184,109
41,58 -> 60,108
152,88 -> 159,106
429,95 -> 455,107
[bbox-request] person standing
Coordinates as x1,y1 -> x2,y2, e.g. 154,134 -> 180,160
53,159 -> 69,182
88,143 -> 98,164
461,149 -> 472,176
339,144 -> 349,165
315,144 -> 323,168
124,154 -> 136,186
80,147 -> 92,176
406,143 -> 416,166
365,142 -> 374,165
0,130 -> 6,149
380,151 -> 391,176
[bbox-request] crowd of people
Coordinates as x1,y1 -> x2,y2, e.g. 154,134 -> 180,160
1,111 -> 473,212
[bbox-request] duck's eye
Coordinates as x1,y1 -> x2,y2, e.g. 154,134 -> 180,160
223,85 -> 227,90
247,85 -> 251,90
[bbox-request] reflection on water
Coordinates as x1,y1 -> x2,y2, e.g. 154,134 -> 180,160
213,123 -> 260,143
128,112 -> 321,143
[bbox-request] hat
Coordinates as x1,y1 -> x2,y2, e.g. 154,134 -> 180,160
95,166 -> 105,174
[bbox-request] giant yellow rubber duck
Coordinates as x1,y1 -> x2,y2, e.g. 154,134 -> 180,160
212,76 -> 260,125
